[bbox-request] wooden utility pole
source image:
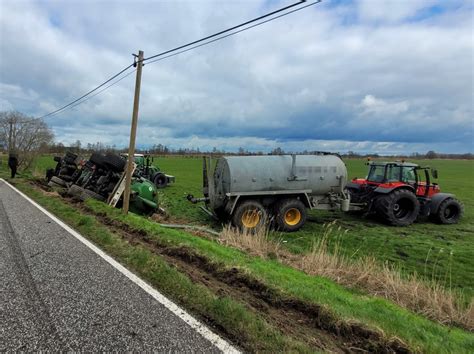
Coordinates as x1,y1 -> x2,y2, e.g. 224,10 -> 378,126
123,50 -> 144,214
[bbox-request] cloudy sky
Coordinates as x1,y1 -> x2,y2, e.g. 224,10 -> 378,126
0,0 -> 472,154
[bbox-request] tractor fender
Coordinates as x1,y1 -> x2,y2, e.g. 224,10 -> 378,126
429,193 -> 454,214
373,185 -> 415,194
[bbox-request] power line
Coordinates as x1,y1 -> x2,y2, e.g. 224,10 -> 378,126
64,69 -> 137,113
146,0 -> 322,66
39,63 -> 134,119
143,0 -> 310,62
38,0 -> 321,119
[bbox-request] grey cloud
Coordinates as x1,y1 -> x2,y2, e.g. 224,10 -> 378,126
0,0 -> 472,153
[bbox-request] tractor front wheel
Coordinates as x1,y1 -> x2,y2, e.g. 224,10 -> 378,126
431,198 -> 464,224
375,189 -> 420,226
153,173 -> 168,188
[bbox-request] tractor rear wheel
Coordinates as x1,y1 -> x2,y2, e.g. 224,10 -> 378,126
153,173 -> 168,188
375,189 -> 420,226
275,199 -> 307,232
232,200 -> 268,232
431,198 -> 464,224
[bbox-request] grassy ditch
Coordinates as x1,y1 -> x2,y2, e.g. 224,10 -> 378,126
9,178 -> 474,353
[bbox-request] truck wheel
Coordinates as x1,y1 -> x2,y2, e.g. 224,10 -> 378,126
49,176 -> 67,187
232,200 -> 267,231
64,152 -> 78,165
80,189 -> 106,202
67,184 -> 85,197
431,198 -> 464,224
153,173 -> 168,188
104,153 -> 126,172
375,189 -> 420,226
89,152 -> 106,167
275,199 -> 307,232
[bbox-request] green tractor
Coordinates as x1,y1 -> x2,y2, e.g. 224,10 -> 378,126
121,153 -> 175,188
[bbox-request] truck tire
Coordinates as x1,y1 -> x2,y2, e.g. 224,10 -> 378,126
64,152 -> 78,165
49,176 -> 67,187
89,152 -> 106,167
67,184 -> 85,197
430,198 -> 464,224
232,200 -> 268,231
153,172 -> 168,188
275,199 -> 307,232
80,189 -> 106,202
104,153 -> 126,172
375,189 -> 420,226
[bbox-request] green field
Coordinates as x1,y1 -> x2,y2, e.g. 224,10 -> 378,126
152,156 -> 474,299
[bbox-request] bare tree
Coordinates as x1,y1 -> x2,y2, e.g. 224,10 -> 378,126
0,111 -> 54,170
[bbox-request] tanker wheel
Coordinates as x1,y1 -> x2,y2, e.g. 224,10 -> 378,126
153,173 -> 168,188
275,199 -> 307,232
232,200 -> 268,232
375,189 -> 420,226
430,198 -> 464,224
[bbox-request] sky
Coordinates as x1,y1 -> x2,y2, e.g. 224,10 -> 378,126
0,0 -> 472,154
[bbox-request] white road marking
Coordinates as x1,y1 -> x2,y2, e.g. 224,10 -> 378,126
0,179 -> 240,354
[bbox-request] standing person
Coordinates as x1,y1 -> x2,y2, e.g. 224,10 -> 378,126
8,152 -> 18,178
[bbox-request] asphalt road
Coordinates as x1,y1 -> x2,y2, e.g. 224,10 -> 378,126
0,179 -> 236,352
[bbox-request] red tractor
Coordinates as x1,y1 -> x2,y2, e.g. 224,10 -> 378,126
346,160 -> 464,226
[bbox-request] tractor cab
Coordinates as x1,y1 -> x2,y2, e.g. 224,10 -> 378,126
365,161 -> 440,198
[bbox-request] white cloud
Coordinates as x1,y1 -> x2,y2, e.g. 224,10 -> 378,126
360,94 -> 409,116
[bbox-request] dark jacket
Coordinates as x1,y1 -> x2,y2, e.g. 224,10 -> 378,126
8,155 -> 18,168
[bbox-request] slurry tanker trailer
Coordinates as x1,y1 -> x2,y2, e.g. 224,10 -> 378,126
188,154 -> 353,231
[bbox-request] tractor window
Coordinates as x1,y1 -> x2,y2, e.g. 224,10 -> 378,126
386,165 -> 402,182
367,165 -> 386,182
402,167 -> 416,183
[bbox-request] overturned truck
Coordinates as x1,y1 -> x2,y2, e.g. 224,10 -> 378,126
188,154 -> 352,231
46,151 -> 159,215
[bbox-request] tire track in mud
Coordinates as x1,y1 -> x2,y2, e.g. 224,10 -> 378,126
0,198 -> 66,350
